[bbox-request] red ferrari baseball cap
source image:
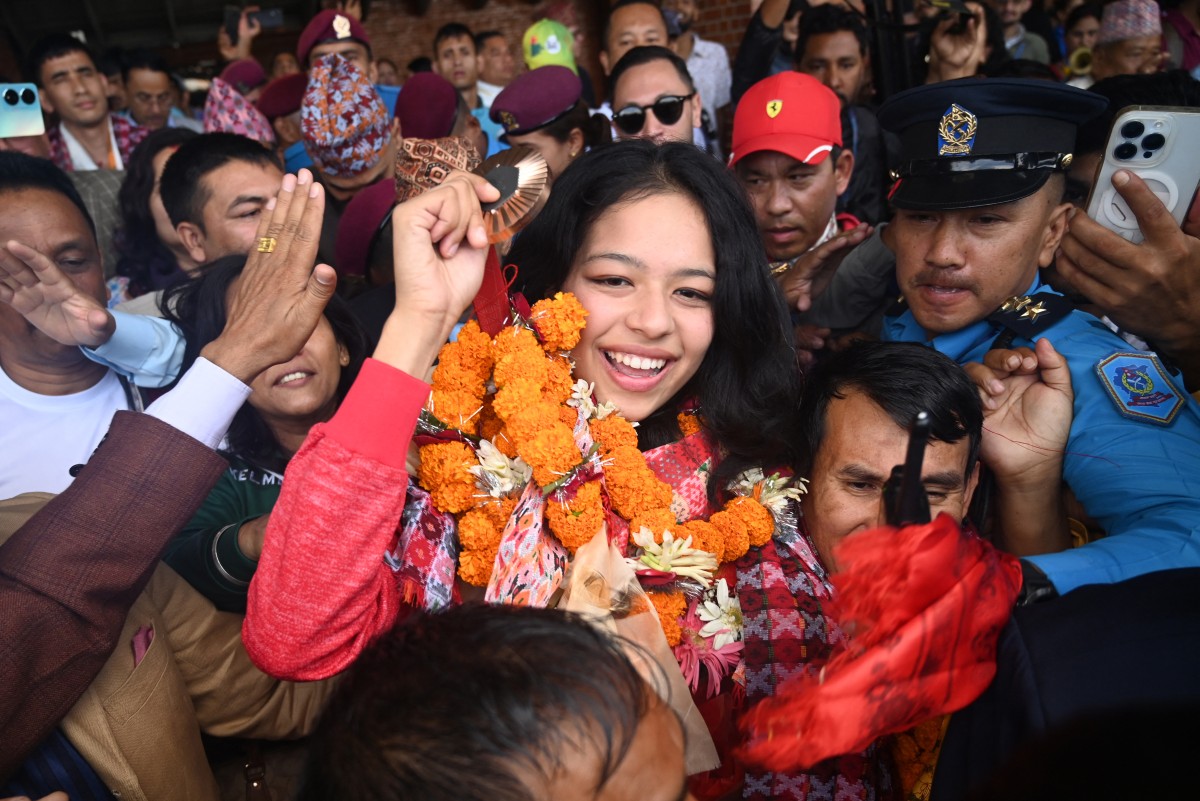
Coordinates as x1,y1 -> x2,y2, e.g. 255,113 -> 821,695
730,72 -> 842,167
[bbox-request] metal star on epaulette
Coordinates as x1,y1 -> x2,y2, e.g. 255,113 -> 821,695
1000,295 -> 1033,312
1020,301 -> 1048,321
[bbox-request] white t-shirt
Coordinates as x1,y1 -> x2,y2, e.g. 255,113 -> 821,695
0,366 -> 130,498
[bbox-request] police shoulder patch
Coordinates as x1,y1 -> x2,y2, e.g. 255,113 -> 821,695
1095,352 -> 1184,425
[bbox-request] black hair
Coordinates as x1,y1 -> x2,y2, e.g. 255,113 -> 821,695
506,139 -> 802,483
539,100 -> 614,151
1064,2 -> 1102,34
114,127 -> 198,296
474,30 -> 505,51
796,340 -> 982,479
297,604 -> 659,801
434,23 -> 476,55
24,33 -> 97,85
161,255 -> 367,471
159,132 -> 281,229
120,48 -> 171,82
608,45 -> 696,100
603,0 -> 670,53
0,151 -> 96,237
407,56 -> 433,73
796,3 -> 870,60
984,58 -> 1060,80
1077,70 -> 1200,156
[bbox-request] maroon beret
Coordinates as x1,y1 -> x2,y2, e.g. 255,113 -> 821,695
490,66 -> 581,138
256,73 -> 307,120
335,177 -> 396,278
394,72 -> 459,140
296,10 -> 371,67
218,58 -> 268,96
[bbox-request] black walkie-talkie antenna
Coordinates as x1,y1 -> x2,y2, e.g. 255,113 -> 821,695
884,411 -> 932,526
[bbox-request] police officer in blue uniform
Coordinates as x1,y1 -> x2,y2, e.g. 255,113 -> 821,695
875,78 -> 1200,600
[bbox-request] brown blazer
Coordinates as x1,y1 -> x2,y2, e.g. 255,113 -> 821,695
0,504 -> 338,801
0,411 -> 228,777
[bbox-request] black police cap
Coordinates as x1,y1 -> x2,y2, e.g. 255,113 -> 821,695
878,78 -> 1108,210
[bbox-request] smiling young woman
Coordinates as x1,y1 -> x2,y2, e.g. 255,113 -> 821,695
242,141 -> 881,798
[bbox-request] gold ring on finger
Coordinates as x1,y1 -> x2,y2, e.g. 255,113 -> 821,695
256,237 -> 278,254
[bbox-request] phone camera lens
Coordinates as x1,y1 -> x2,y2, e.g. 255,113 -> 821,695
1114,142 -> 1138,160
3,89 -> 16,105
1121,120 -> 1145,138
20,88 -> 34,104
1141,133 -> 1166,151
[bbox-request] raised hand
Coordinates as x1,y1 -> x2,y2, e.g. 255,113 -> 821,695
0,239 -> 115,348
374,171 -> 500,378
777,222 -> 872,313
927,2 -> 987,81
965,339 -> 1074,554
199,169 -> 337,383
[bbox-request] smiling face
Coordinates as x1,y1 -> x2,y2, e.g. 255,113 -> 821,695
890,182 -> 1071,335
735,149 -> 852,262
246,314 -> 347,435
805,389 -> 978,572
560,192 -> 715,423
38,50 -> 109,129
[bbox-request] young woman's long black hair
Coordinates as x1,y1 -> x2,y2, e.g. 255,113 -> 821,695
162,255 -> 369,472
506,139 -> 803,486
114,127 -> 197,295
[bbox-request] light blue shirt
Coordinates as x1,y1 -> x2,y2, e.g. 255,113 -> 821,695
883,276 -> 1200,594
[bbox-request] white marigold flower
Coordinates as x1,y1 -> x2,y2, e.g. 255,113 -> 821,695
697,578 -> 743,649
629,527 -> 717,587
468,439 -> 532,497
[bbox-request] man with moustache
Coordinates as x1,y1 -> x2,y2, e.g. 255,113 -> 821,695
877,78 -> 1200,600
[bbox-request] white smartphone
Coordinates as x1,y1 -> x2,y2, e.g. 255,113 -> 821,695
1085,106 -> 1200,244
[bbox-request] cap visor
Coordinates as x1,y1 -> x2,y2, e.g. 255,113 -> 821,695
890,169 -> 1053,211
730,133 -> 834,167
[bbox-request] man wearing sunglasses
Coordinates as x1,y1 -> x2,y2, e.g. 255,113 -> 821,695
609,46 -> 703,146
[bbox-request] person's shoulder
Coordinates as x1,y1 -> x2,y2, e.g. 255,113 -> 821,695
693,37 -> 728,58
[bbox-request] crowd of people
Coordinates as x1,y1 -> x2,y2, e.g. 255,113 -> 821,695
1,0 -> 1199,798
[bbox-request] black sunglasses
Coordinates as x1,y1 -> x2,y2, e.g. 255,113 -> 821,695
612,93 -> 695,136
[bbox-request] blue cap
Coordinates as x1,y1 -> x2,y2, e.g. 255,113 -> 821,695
878,78 -> 1108,210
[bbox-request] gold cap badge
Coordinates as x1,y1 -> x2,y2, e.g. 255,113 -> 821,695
766,99 -> 783,119
937,104 -> 978,156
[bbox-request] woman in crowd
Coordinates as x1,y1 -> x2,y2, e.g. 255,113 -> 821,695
112,127 -> 198,298
488,65 -> 611,184
243,140 -> 893,795
160,254 -> 368,613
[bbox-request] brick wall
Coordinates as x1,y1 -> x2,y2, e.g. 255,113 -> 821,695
361,0 -> 754,101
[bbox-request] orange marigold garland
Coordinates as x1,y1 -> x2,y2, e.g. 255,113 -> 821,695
415,292 -> 811,654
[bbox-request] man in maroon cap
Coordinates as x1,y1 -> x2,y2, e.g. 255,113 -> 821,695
257,72 -> 312,173
393,72 -> 487,159
295,9 -> 399,115
301,54 -> 399,266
